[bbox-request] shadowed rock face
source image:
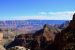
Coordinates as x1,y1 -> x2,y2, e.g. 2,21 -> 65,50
68,13 -> 75,29
55,13 -> 75,50
6,34 -> 33,49
72,13 -> 75,20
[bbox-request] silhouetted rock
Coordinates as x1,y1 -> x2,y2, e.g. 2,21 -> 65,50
72,13 -> 75,20
55,13 -> 75,50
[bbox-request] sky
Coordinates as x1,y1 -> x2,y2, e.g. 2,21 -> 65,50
0,0 -> 75,20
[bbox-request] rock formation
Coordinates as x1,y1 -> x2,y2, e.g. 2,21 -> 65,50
6,33 -> 33,49
0,29 -> 6,50
30,24 -> 60,50
6,24 -> 60,50
55,13 -> 75,50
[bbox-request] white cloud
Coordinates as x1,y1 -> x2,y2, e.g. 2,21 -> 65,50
48,11 -> 75,15
39,11 -> 75,20
39,12 -> 47,15
0,11 -> 75,20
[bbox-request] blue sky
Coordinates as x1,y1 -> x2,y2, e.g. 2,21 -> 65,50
0,0 -> 75,20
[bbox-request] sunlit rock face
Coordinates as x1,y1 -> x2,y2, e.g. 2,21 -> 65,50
33,24 -> 60,42
32,24 -> 60,50
43,24 -> 56,42
0,29 -> 6,50
0,32 -> 3,44
55,13 -> 75,50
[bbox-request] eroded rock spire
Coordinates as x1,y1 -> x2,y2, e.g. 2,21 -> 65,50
72,13 -> 75,20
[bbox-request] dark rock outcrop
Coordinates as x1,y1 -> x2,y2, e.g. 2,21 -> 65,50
6,33 -> 33,49
55,13 -> 75,50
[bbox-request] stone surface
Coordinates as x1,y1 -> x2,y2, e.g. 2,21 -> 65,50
55,13 -> 75,50
0,45 -> 6,50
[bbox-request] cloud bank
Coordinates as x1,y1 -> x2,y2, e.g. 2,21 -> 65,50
39,11 -> 75,20
0,11 -> 75,20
